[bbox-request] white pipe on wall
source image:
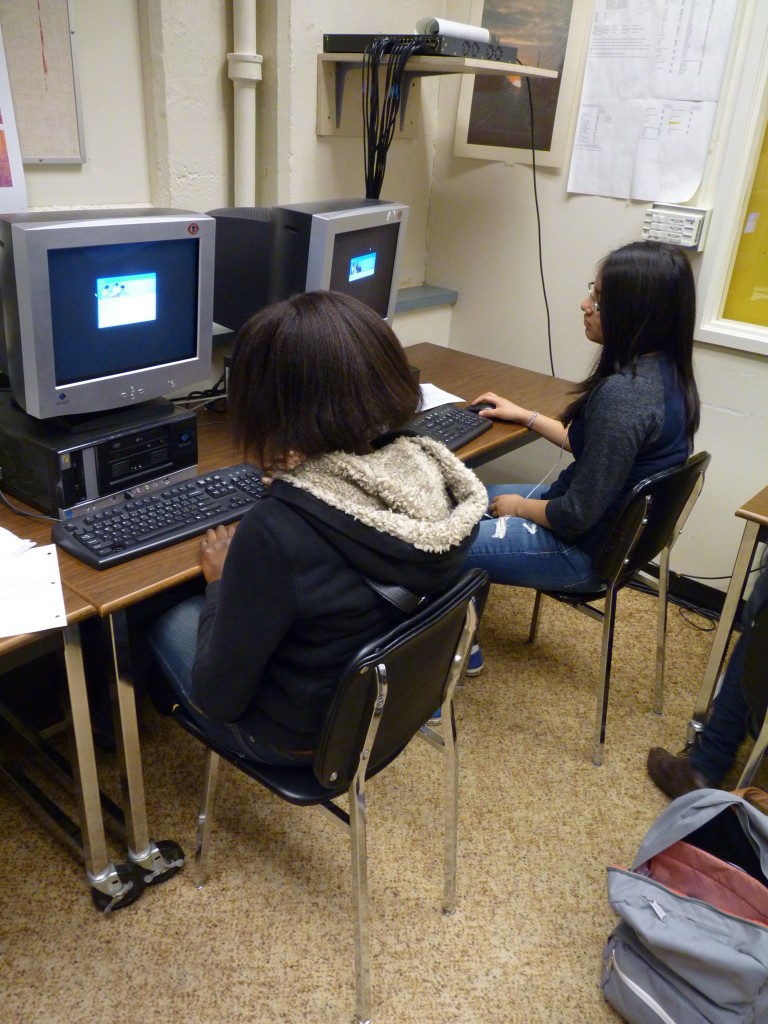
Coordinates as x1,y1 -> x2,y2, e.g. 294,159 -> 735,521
229,0 -> 262,206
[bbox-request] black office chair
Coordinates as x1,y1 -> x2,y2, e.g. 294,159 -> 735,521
173,567 -> 488,1024
735,597 -> 768,788
527,451 -> 711,766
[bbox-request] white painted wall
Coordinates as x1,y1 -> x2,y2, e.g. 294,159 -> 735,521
17,0 -> 768,591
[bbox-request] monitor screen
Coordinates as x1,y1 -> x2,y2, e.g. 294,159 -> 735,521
0,208 -> 215,421
328,222 -> 400,319
49,237 -> 199,385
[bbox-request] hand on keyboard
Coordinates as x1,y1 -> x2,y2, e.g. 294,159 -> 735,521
200,522 -> 238,582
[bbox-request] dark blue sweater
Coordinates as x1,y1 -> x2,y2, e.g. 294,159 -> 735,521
543,354 -> 690,557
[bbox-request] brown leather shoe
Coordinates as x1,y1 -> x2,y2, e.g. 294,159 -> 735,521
647,746 -> 713,800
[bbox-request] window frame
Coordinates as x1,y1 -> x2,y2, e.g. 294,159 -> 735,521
696,0 -> 768,357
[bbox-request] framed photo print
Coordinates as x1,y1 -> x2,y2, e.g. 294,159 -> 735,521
454,0 -> 592,167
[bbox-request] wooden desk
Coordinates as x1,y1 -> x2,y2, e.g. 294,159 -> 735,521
0,538 -> 140,909
688,485 -> 768,741
61,344 -> 574,616
13,344 -> 573,896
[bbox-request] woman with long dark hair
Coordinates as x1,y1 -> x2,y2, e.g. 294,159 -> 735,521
463,241 -> 700,653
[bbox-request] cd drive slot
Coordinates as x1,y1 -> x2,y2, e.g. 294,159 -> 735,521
98,430 -> 173,489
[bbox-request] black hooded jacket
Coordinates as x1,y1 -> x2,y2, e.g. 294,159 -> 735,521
188,436 -> 487,757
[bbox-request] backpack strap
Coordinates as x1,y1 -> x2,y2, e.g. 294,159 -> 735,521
363,577 -> 429,614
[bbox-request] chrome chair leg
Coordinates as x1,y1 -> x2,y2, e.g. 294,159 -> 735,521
654,546 -> 671,715
349,773 -> 372,1024
593,584 -> 618,766
442,701 -> 458,914
528,591 -> 543,643
195,748 -> 220,889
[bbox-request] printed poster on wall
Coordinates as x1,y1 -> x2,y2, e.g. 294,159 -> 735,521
0,23 -> 27,211
567,0 -> 739,202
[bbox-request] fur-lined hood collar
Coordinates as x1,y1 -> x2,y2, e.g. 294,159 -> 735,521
272,435 -> 487,555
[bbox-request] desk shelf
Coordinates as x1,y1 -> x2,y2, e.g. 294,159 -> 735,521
317,52 -> 558,138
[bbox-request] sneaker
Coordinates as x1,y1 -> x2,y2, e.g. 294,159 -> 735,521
465,644 -> 484,677
647,746 -> 713,800
421,707 -> 442,731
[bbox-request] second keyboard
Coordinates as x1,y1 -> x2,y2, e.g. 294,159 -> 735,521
406,404 -> 492,451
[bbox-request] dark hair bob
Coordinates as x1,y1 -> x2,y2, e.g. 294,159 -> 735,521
227,290 -> 420,467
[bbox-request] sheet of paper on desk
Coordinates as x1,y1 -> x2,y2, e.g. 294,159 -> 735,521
0,544 -> 67,638
419,383 -> 464,410
0,525 -> 34,560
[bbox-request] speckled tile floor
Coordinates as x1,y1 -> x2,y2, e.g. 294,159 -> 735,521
1,584 -> 754,1024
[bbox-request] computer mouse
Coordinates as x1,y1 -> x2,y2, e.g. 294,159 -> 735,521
464,402 -> 497,415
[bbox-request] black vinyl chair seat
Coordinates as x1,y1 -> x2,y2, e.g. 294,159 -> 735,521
172,566 -> 488,1024
173,710 -> 409,807
169,712 -> 340,804
528,450 -> 711,764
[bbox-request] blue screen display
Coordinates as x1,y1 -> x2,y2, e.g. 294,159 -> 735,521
349,252 -> 376,281
49,238 -> 199,386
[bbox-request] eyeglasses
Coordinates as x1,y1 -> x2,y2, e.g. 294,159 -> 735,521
587,282 -> 601,313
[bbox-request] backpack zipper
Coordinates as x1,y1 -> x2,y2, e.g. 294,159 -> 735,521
607,949 -> 680,1024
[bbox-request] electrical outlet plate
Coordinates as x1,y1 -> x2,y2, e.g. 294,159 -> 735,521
641,203 -> 712,251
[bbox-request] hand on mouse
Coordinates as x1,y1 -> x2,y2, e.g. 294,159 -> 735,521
469,393 -> 531,423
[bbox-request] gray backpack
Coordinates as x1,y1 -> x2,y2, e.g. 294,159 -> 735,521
601,788 -> 768,1023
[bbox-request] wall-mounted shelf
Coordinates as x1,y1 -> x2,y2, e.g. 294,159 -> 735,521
317,53 -> 558,138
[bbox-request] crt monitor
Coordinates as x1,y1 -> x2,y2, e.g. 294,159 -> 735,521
0,208 -> 215,422
208,199 -> 408,331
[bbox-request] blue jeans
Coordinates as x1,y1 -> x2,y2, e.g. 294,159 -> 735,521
690,565 -> 768,784
147,595 -> 309,767
465,484 -> 604,593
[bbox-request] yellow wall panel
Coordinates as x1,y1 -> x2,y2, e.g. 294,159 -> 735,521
723,118 -> 768,327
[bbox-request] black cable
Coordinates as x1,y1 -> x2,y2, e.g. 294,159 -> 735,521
675,564 -> 767,583
0,487 -> 58,522
170,372 -> 227,411
362,37 -> 422,199
523,73 -> 555,377
628,577 -> 720,628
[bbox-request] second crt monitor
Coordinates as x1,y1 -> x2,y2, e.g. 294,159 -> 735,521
209,199 -> 408,331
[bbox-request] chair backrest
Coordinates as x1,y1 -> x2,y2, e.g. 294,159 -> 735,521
593,451 -> 711,586
740,595 -> 768,723
313,567 -> 488,789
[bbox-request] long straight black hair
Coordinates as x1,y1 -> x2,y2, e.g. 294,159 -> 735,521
563,241 -> 700,438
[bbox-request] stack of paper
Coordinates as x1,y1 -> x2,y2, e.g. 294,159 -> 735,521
0,527 -> 67,639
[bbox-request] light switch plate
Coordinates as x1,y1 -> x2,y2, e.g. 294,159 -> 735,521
641,204 -> 712,251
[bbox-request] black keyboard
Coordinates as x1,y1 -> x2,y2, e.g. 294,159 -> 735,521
406,404 -> 492,451
52,463 -> 268,569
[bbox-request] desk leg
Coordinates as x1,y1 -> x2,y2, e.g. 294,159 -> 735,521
686,520 -> 761,745
108,610 -> 185,886
63,623 -> 144,912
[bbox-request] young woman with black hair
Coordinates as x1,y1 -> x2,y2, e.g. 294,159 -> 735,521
464,240 -> 701,613
144,290 -> 487,765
